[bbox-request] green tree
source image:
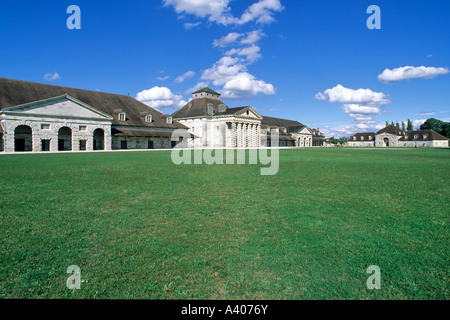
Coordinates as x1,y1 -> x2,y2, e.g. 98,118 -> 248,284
385,121 -> 389,126
395,121 -> 399,128
391,121 -> 394,126
401,121 -> 406,131
407,119 -> 414,132
420,118 -> 444,132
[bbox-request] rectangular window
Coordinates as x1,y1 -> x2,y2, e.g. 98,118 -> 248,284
167,116 -> 173,124
119,112 -> 126,122
148,140 -> 153,149
79,125 -> 87,131
121,140 -> 127,149
79,140 -> 87,151
41,139 -> 50,151
145,115 -> 152,123
41,124 -> 50,130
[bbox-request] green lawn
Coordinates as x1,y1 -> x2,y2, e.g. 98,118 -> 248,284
0,148 -> 448,299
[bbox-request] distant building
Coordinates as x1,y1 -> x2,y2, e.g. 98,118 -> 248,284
347,125 -> 448,148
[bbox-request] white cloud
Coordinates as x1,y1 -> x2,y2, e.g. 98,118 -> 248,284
222,72 -> 275,99
213,32 -> 243,48
225,44 -> 261,62
185,81 -> 208,94
135,86 -> 187,111
240,30 -> 265,45
163,0 -> 283,26
315,84 -> 391,106
157,75 -> 170,81
316,85 -> 392,130
377,66 -> 449,83
184,21 -> 201,30
201,56 -> 274,99
43,72 -> 60,81
237,0 -> 283,25
175,70 -> 196,83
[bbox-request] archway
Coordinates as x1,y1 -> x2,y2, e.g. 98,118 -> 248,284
58,127 -> 72,151
383,138 -> 389,147
14,125 -> 32,152
93,128 -> 105,150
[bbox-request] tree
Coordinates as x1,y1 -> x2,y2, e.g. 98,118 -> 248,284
401,121 -> 406,131
407,119 -> 414,132
420,118 -> 444,132
442,122 -> 450,138
391,121 -> 394,126
395,121 -> 399,128
420,118 -> 450,138
338,137 -> 348,145
385,121 -> 389,126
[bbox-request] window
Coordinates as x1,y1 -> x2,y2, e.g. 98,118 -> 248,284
145,114 -> 152,123
414,134 -> 418,139
79,125 -> 87,131
353,136 -> 356,140
41,139 -> 50,151
79,140 -> 87,151
119,112 -> 126,122
423,134 -> 428,139
361,136 -> 364,140
167,116 -> 173,124
368,136 -> 372,140
41,124 -> 50,130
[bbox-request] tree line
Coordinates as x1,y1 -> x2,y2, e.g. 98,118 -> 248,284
386,118 -> 450,138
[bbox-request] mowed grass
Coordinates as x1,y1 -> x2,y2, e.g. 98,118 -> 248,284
0,148 -> 448,300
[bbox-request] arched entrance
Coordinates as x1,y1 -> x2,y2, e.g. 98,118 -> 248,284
93,128 -> 105,150
383,138 -> 389,147
58,127 -> 72,151
14,125 -> 33,152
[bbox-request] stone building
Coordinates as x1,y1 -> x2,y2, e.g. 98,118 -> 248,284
0,78 -> 188,152
347,124 -> 448,148
172,87 -> 315,148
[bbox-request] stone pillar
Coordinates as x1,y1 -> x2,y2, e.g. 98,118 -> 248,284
237,123 -> 242,147
4,132 -> 14,153
231,122 -> 237,148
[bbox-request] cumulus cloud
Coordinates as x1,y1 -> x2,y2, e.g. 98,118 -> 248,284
221,73 -> 275,99
200,56 -> 274,99
377,66 -> 449,83
174,70 -> 196,83
225,44 -> 261,62
163,0 -> 283,26
43,72 -> 60,81
316,84 -> 392,129
315,84 -> 391,106
135,86 -> 187,111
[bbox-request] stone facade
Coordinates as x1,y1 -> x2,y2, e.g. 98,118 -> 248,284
347,125 -> 449,148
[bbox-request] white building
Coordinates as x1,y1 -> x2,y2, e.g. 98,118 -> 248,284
172,87 -> 315,148
0,77 -> 189,153
347,125 -> 449,148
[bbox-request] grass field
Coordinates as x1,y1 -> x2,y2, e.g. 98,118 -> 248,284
0,148 -> 448,299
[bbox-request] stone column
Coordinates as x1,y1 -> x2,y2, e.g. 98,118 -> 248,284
237,123 -> 242,147
231,122 -> 237,148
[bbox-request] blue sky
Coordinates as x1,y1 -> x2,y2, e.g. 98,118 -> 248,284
1,0 -> 449,137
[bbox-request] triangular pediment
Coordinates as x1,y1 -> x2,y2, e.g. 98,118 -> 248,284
2,95 -> 113,120
234,106 -> 263,119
